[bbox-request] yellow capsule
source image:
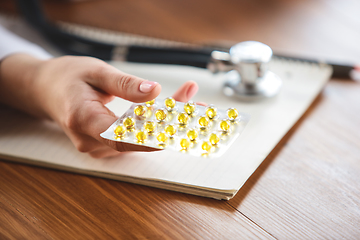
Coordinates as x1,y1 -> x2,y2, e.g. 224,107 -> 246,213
157,132 -> 168,143
184,101 -> 196,115
227,108 -> 239,120
164,97 -> 176,110
177,112 -> 189,125
135,131 -> 147,143
155,108 -> 167,121
198,115 -> 210,128
187,128 -> 198,141
144,121 -> 156,134
201,141 -> 212,152
220,119 -> 231,132
164,124 -> 177,136
180,138 -> 190,150
145,99 -> 155,107
205,105 -> 217,119
114,125 -> 126,137
123,116 -> 135,129
134,105 -> 146,117
209,133 -> 220,145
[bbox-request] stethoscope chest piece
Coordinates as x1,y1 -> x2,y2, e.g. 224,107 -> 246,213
218,41 -> 282,101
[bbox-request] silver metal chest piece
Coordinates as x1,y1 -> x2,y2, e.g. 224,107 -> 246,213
218,41 -> 282,101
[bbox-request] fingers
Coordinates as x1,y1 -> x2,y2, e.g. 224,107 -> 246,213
82,81 -> 200,153
172,81 -> 199,102
64,128 -> 122,158
66,130 -> 106,153
197,102 -> 207,106
103,139 -> 162,152
88,144 -> 160,158
86,63 -> 161,103
66,123 -> 160,157
68,100 -> 161,153
88,147 -> 123,159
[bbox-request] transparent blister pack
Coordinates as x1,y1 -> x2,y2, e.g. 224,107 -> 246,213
100,98 -> 250,158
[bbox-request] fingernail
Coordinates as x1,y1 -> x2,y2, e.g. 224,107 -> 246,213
186,84 -> 198,99
197,102 -> 207,107
139,81 -> 158,93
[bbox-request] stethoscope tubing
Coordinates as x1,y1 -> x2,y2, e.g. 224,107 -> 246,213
16,0 -> 355,79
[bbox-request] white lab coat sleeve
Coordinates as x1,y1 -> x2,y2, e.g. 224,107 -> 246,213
0,25 -> 52,60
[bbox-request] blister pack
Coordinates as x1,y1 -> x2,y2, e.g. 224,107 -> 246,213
100,98 -> 250,158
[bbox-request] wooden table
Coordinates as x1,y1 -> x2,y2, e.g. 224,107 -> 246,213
1,0 -> 360,238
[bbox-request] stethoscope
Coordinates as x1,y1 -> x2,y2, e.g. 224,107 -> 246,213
16,0 -> 353,101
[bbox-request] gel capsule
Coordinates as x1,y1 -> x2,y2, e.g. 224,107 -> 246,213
198,115 -> 210,128
184,101 -> 196,115
180,138 -> 190,150
114,125 -> 126,138
165,97 -> 176,110
177,112 -> 189,125
157,132 -> 168,143
209,133 -> 220,145
164,124 -> 177,137
187,128 -> 198,141
227,108 -> 239,120
144,121 -> 156,134
145,99 -> 155,107
155,108 -> 167,122
136,131 -> 147,143
134,105 -> 146,117
205,105 -> 217,119
123,116 -> 135,130
201,141 -> 212,152
220,119 -> 231,132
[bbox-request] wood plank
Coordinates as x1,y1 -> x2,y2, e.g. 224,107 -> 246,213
0,196 -> 50,239
229,80 -> 360,239
0,161 -> 274,239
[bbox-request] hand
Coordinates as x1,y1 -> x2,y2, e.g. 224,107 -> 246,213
0,54 -> 199,158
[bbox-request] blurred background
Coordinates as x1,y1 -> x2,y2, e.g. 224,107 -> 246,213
1,0 -> 360,65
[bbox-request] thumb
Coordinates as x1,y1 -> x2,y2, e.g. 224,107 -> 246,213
86,64 -> 161,103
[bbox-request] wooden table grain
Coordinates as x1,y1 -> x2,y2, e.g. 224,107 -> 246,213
1,0 -> 360,239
